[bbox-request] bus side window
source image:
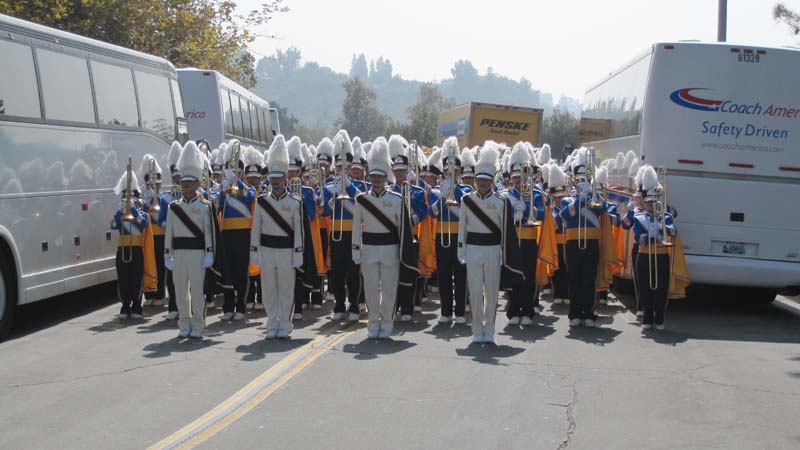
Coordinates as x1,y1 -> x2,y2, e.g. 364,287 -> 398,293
37,49 -> 95,124
247,102 -> 259,142
91,61 -> 138,127
0,40 -> 42,119
253,104 -> 263,143
230,93 -> 243,138
261,109 -> 270,144
221,89 -> 234,135
169,79 -> 185,119
135,70 -> 175,142
240,98 -> 253,140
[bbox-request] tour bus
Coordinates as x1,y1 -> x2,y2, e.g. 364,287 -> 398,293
0,14 -> 187,336
178,68 -> 276,153
579,41 -> 800,302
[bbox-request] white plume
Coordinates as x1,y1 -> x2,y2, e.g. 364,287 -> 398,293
368,136 -> 394,183
114,170 -> 140,196
549,164 -> 567,189
333,129 -> 354,162
461,147 -> 476,169
427,147 -> 443,173
388,134 -> 408,160
595,165 -> 608,186
641,165 -> 660,192
266,134 -> 289,174
139,154 -> 162,183
244,146 -> 264,167
509,141 -> 530,171
538,143 -> 551,165
287,136 -> 303,166
167,141 -> 182,170
317,138 -> 333,160
177,141 -> 205,181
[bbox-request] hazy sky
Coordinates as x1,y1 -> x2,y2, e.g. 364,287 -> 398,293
244,0 -> 800,101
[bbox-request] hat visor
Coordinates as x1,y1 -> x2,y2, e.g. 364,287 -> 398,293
392,164 -> 408,170
180,175 -> 198,182
475,173 -> 494,180
268,171 -> 286,179
368,169 -> 387,176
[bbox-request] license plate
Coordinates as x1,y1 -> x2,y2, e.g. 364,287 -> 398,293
712,240 -> 758,256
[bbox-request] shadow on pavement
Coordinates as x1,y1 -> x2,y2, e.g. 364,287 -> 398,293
142,336 -> 224,358
500,321 -> 558,344
235,338 -> 313,362
455,343 -> 526,365
565,326 -> 622,346
424,323 -> 473,341
342,338 -> 417,360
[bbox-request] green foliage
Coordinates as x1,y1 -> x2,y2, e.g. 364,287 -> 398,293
775,3 -> 800,35
392,83 -> 455,147
0,0 -> 286,88
541,108 -> 579,161
337,78 -> 386,140
270,101 -> 298,137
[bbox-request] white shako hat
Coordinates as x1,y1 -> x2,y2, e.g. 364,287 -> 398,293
595,164 -> 608,187
426,147 -> 444,177
368,136 -> 393,181
352,136 -> 367,169
244,146 -> 265,179
332,129 -> 354,166
640,165 -> 662,202
461,147 -> 476,175
388,134 -> 409,169
177,141 -> 204,182
538,143 -> 552,165
571,147 -> 588,176
167,141 -> 183,177
300,143 -> 313,172
475,142 -> 500,180
139,153 -> 162,185
267,135 -> 289,178
316,137 -> 334,166
114,169 -> 141,197
508,141 -> 530,177
287,136 -> 304,171
548,164 -> 568,193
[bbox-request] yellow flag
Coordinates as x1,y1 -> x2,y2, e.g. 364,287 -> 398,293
536,204 -> 558,285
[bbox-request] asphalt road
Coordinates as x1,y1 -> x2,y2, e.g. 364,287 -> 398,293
1,285 -> 799,450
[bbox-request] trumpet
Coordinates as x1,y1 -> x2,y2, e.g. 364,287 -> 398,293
147,158 -> 161,214
588,148 -> 603,208
226,140 -> 242,196
439,145 -> 459,248
121,156 -> 135,263
331,141 -> 351,243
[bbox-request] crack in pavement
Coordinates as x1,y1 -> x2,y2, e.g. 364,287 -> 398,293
555,380 -> 579,450
4,358 -> 189,388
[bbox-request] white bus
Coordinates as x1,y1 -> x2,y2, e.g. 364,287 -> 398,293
178,68 -> 276,152
579,41 -> 800,302
0,14 -> 187,335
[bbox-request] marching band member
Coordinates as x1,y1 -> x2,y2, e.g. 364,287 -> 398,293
299,143 -> 326,310
503,143 -> 545,326
139,154 -> 168,307
351,137 -> 407,339
350,138 -> 370,311
324,130 -> 362,321
164,142 -> 214,339
429,139 -> 471,324
159,141 -> 184,320
251,139 -> 304,339
633,166 -> 676,330
218,140 -> 256,321
211,145 -> 226,187
287,138 -> 317,319
316,137 -> 335,303
111,168 -> 150,320
388,135 -> 427,321
559,148 -> 619,328
547,165 -> 570,304
457,144 -> 523,344
244,147 -> 266,311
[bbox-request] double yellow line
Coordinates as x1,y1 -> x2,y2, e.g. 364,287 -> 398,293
147,322 -> 360,450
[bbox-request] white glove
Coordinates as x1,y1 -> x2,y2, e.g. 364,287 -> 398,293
164,256 -> 173,271
431,201 -> 440,217
352,249 -> 361,265
293,252 -> 303,268
568,203 -> 576,216
406,171 -> 417,183
250,251 -> 260,266
579,182 -> 592,195
225,169 -> 235,183
142,188 -> 155,204
202,254 -> 213,268
457,253 -> 466,265
513,200 -> 524,222
327,197 -> 335,210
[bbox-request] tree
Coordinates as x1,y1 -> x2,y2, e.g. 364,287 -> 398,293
270,101 -> 298,138
0,0 -> 286,88
401,83 -> 455,146
349,53 -> 368,80
775,3 -> 800,35
337,78 -> 386,140
541,108 -> 579,161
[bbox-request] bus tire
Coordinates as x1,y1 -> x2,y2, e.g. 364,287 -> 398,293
0,252 -> 16,339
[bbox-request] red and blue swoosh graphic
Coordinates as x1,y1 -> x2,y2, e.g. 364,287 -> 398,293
670,88 -> 723,112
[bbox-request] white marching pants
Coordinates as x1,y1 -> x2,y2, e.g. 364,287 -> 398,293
465,244 -> 501,337
260,247 -> 295,333
361,244 -> 400,335
173,250 -> 206,333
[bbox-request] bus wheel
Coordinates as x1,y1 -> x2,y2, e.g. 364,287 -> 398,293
0,253 -> 16,339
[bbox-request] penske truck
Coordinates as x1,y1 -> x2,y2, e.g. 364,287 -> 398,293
580,41 -> 800,302
437,102 -> 543,148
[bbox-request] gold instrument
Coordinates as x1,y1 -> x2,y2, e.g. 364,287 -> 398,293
147,158 -> 161,214
225,140 -> 242,196
289,177 -> 303,196
588,147 -> 603,208
518,161 -> 540,245
308,156 -> 324,208
647,166 -> 673,290
331,141 -> 351,243
121,156 -> 135,263
439,144 -> 460,248
409,140 -> 419,187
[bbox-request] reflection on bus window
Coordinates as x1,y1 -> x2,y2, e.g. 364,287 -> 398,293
92,61 -> 139,127
0,40 -> 41,119
135,70 -> 176,141
37,49 -> 95,123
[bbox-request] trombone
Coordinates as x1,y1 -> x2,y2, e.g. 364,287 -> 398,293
439,146 -> 459,248
331,142 -> 351,243
289,177 -> 303,197
518,162 -> 540,245
147,158 -> 161,214
225,140 -> 242,196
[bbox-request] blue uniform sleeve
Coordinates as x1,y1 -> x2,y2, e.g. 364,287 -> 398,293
559,197 -> 573,220
303,188 -> 316,220
322,184 -> 333,217
622,207 -> 636,230
111,210 -> 121,230
605,202 -> 621,226
533,191 -> 545,221
412,188 -> 427,222
428,189 -> 441,218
